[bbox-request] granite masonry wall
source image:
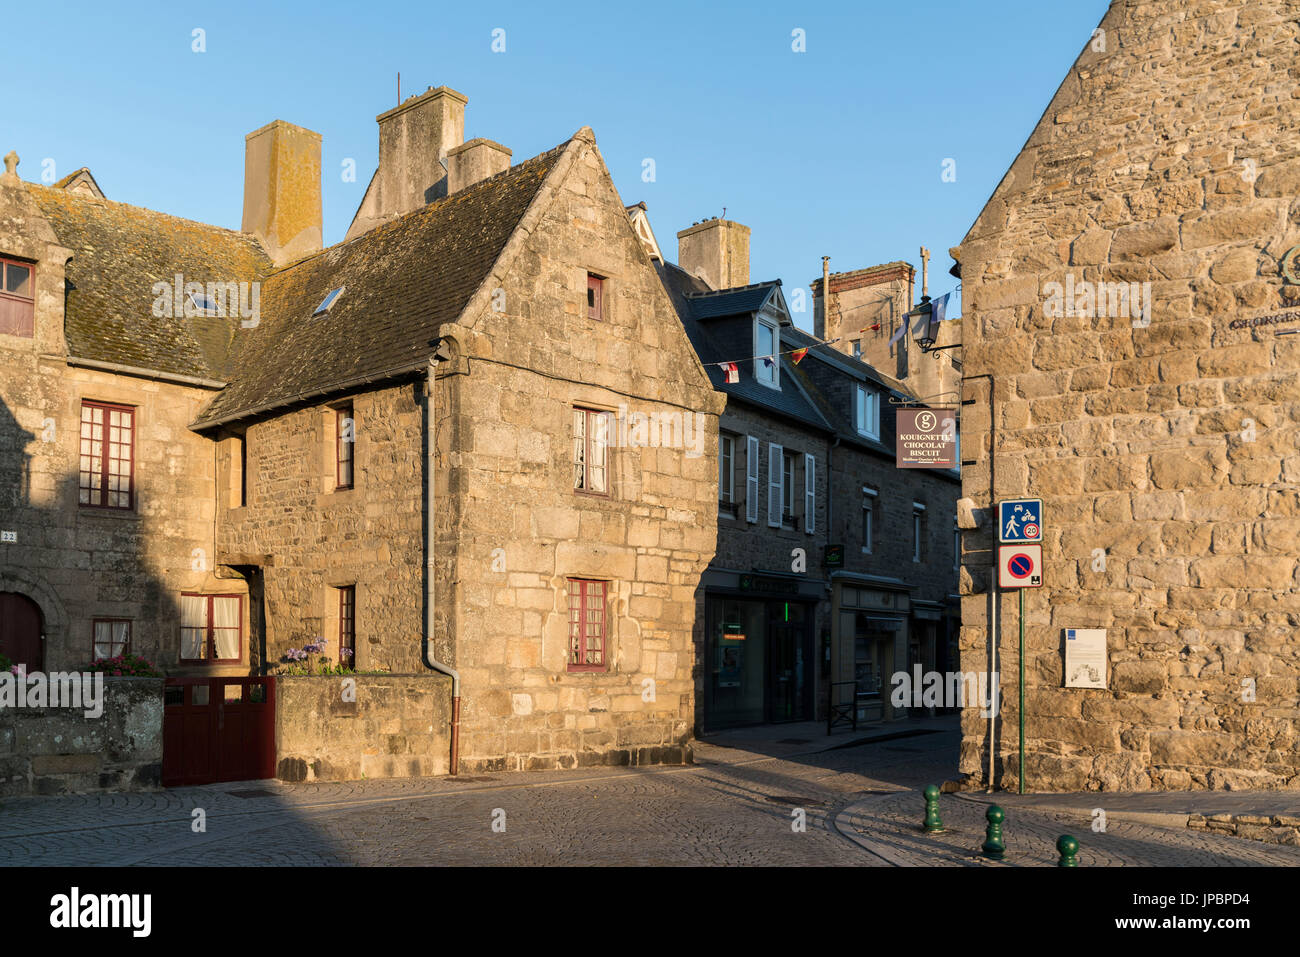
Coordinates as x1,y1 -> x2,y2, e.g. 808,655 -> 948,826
0,677 -> 163,796
217,380 -> 426,675
956,0 -> 1300,790
439,130 -> 724,772
275,675 -> 452,781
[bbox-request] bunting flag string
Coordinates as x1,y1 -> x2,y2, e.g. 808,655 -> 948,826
704,336 -> 843,371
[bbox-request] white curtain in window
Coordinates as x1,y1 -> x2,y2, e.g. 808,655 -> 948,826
180,594 -> 207,659
589,413 -> 608,493
212,596 -> 240,659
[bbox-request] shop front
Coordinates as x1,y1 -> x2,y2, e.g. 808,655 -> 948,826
700,570 -> 824,730
830,572 -> 911,724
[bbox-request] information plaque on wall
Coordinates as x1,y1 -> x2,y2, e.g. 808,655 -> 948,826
1064,628 -> 1107,689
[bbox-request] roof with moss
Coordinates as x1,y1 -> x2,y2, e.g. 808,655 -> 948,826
192,138 -> 568,428
31,184 -> 273,380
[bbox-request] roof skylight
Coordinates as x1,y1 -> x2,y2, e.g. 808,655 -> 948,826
314,287 -> 345,315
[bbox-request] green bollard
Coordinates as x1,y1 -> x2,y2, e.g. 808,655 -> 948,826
1057,834 -> 1079,867
922,785 -> 944,833
982,804 -> 1005,859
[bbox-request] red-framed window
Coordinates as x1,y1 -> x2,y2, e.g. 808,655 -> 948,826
179,594 -> 242,664
336,403 -> 354,490
0,255 -> 34,337
573,407 -> 610,495
92,619 -> 131,660
567,579 -> 607,672
79,401 -> 135,509
338,585 -> 356,667
587,274 -> 604,320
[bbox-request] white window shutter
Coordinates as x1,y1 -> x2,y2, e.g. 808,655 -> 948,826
745,436 -> 760,524
804,453 -> 815,534
767,443 -> 783,527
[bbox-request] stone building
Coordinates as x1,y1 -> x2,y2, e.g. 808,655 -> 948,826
646,215 -> 961,731
0,85 -> 723,778
813,260 -> 963,416
0,150 -> 271,676
954,0 -> 1300,790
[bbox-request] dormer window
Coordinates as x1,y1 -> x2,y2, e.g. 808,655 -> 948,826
315,287 -> 345,315
754,318 -> 779,388
0,256 -> 34,338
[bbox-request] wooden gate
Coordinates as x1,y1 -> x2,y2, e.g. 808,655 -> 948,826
162,677 -> 276,787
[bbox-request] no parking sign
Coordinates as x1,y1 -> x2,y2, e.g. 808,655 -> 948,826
998,544 -> 1043,588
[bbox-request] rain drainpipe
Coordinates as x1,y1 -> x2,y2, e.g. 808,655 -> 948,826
425,347 -> 459,775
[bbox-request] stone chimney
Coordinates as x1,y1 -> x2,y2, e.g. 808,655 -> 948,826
241,120 -> 323,267
446,138 -> 511,195
376,85 -> 467,214
677,218 -> 750,290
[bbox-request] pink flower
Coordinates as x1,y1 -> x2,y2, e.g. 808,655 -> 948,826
113,670 -> 122,676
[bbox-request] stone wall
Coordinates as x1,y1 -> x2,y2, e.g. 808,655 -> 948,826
275,675 -> 452,781
0,677 -> 162,796
955,0 -> 1300,790
0,174 -> 237,675
439,130 -> 724,772
217,380 -> 425,674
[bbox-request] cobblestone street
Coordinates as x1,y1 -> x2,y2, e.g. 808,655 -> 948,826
4,725 -> 1300,867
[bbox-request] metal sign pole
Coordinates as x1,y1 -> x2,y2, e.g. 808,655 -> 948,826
1019,588 -> 1025,795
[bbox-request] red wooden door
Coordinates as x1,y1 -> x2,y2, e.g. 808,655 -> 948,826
0,593 -> 43,670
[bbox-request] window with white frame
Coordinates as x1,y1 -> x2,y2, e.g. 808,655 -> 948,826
862,487 -> 877,553
855,384 -> 879,440
781,452 -> 796,524
912,502 -> 926,563
755,320 -> 779,388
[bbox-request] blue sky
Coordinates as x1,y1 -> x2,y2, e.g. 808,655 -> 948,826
9,0 -> 1109,330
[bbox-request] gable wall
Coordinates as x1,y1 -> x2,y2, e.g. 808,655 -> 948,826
956,0 -> 1300,790
443,136 -> 722,771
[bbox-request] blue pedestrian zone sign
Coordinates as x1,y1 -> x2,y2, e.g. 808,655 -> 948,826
999,499 -> 1043,544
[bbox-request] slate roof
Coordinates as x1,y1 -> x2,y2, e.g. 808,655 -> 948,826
192,138 -> 567,428
662,273 -> 832,433
30,185 -> 273,380
685,282 -> 779,320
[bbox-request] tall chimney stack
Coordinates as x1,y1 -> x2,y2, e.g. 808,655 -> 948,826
345,85 -> 468,240
377,86 -> 466,212
241,120 -> 323,267
676,218 -> 750,291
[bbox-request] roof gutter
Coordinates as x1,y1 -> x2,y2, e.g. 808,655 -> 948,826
424,346 -> 459,775
66,356 -> 227,390
188,358 -> 431,432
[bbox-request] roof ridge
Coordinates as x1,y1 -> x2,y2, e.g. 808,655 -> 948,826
683,279 -> 782,298
27,181 -> 262,245
267,134 -> 577,279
